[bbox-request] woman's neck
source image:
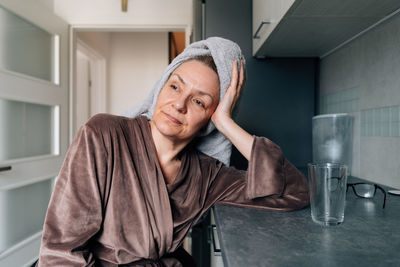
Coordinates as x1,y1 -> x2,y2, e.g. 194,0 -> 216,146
149,121 -> 189,162
149,121 -> 192,184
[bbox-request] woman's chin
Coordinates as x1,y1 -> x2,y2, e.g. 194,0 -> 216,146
155,121 -> 182,138
152,117 -> 200,142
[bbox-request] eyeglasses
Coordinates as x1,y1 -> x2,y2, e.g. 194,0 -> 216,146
347,183 -> 386,209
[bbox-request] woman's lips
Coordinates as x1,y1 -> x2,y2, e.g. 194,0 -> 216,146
163,112 -> 182,125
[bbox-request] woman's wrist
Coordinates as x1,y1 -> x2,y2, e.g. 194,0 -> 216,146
212,115 -> 254,161
211,112 -> 233,135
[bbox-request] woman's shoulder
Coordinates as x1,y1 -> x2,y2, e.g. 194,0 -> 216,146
85,113 -> 125,127
85,113 -> 143,129
82,114 -> 147,138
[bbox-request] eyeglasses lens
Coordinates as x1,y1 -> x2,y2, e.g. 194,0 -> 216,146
354,184 -> 375,198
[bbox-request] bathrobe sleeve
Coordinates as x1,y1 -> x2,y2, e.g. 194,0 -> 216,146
207,136 -> 310,211
38,123 -> 107,266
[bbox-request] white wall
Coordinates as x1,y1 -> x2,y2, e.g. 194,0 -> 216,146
53,0 -> 192,27
108,32 -> 168,115
74,31 -> 169,117
76,32 -> 111,60
37,0 -> 53,11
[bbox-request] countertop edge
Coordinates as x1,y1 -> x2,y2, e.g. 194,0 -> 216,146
212,205 -> 230,267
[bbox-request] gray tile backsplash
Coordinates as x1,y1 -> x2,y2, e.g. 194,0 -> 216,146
319,12 -> 400,188
360,105 -> 400,137
320,87 -> 360,114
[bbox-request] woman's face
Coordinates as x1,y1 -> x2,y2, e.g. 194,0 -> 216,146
152,60 -> 220,142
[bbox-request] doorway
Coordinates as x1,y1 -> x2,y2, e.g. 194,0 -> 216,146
71,29 -> 186,141
74,39 -> 106,137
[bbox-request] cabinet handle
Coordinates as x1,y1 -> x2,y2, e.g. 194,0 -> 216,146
211,224 -> 221,256
253,20 -> 271,39
0,166 -> 12,172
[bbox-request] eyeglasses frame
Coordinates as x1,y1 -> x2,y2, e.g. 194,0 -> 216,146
347,182 -> 386,209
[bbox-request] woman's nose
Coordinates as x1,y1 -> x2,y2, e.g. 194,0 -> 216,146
173,95 -> 188,113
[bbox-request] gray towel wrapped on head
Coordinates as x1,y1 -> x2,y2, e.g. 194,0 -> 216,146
123,37 -> 245,166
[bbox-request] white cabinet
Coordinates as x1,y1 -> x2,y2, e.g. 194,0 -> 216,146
252,0 -> 294,57
253,0 -> 400,58
0,0 -> 69,266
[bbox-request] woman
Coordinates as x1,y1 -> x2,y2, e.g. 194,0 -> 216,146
37,37 -> 309,266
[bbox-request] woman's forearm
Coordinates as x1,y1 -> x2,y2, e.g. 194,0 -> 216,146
214,116 -> 254,161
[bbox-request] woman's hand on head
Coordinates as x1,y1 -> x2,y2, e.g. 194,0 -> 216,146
211,60 -> 245,131
211,59 -> 253,160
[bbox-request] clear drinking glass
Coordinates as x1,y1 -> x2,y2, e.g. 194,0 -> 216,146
308,163 -> 348,226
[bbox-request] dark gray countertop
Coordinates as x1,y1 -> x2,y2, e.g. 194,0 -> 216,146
213,177 -> 400,267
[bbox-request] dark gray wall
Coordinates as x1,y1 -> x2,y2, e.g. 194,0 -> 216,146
205,0 -> 316,169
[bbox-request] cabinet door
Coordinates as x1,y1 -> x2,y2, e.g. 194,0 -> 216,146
252,0 -> 295,57
0,0 -> 69,266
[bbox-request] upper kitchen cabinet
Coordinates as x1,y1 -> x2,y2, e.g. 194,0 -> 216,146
252,0 -> 294,57
253,0 -> 400,58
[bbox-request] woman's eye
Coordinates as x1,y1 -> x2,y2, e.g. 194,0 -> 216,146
194,99 -> 204,107
171,84 -> 178,91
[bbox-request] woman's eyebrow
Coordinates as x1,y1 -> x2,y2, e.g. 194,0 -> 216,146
171,73 -> 215,101
172,73 -> 186,85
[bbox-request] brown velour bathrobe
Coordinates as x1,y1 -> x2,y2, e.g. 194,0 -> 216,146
38,114 -> 309,266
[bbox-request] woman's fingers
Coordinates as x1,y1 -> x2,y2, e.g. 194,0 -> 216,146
229,60 -> 239,91
231,60 -> 245,108
238,60 -> 245,92
214,59 -> 244,118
